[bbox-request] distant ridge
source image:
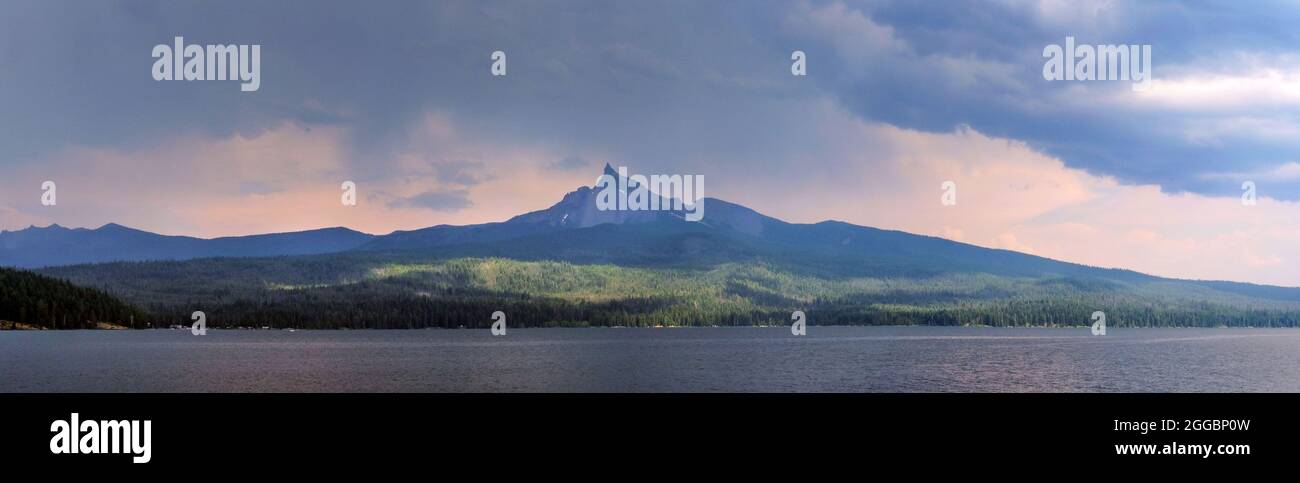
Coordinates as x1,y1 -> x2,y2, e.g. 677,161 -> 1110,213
0,223 -> 374,267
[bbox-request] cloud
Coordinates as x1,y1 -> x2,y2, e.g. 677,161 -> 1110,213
1130,67 -> 1300,112
780,0 -> 1300,199
0,206 -> 44,231
548,156 -> 591,171
0,112 -> 603,238
723,102 -> 1300,286
0,122 -> 366,236
7,0 -> 1300,200
1201,161 -> 1300,183
391,189 -> 474,212
433,160 -> 489,187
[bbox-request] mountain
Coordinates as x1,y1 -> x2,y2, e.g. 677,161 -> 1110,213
5,162 -> 1138,282
0,223 -> 374,268
360,163 -> 693,251
352,165 -> 1171,284
13,164 -> 1300,329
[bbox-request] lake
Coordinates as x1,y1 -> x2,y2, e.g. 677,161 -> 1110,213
3,327 -> 1299,392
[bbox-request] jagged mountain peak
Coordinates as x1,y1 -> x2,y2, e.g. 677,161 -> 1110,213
508,165 -> 711,229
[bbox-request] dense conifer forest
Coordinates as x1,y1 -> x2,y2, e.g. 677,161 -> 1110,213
0,267 -> 147,329
13,255 -> 1300,330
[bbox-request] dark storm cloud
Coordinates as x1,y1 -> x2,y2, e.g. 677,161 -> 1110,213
3,0 -> 1300,199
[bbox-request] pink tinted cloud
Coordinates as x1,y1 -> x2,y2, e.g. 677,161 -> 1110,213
725,106 -> 1300,286
1,116 -> 601,238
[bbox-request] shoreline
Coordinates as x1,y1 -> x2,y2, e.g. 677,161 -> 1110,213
1,324 -> 1289,331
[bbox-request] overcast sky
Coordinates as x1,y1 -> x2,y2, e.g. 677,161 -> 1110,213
2,0 -> 1299,285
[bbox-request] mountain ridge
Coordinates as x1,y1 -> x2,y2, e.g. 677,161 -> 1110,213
0,223 -> 375,268
17,164 -> 1300,329
3,165 -> 1297,297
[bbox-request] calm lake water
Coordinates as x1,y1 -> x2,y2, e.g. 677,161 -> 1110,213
3,327 -> 1300,392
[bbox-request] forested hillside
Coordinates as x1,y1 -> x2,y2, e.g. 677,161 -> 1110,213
0,267 -> 147,329
39,254 -> 1300,330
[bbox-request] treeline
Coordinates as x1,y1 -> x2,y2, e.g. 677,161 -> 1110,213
0,267 -> 148,329
24,256 -> 1300,329
146,286 -> 793,329
142,294 -> 1300,330
808,299 -> 1300,328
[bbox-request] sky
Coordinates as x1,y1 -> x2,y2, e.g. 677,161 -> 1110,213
1,0 -> 1298,285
